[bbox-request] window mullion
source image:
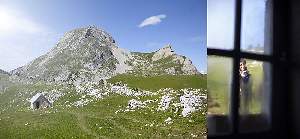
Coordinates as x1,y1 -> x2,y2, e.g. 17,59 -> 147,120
207,48 -> 273,62
231,0 -> 243,134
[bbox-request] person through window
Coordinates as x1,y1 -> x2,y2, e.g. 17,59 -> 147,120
239,59 -> 252,114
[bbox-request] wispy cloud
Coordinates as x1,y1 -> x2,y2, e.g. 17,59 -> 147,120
138,14 -> 167,28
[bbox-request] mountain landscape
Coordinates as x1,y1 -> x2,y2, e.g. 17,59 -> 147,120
0,26 -> 206,138
10,26 -> 199,83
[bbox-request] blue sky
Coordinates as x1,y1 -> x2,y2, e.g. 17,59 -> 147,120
208,0 -> 266,51
0,0 -> 207,73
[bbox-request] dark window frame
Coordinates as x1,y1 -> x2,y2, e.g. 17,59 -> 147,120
207,0 -> 290,138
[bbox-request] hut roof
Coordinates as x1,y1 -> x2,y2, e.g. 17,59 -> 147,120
30,93 -> 43,103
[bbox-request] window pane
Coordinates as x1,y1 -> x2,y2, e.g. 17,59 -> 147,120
208,56 -> 232,135
241,0 -> 272,55
207,0 -> 235,50
238,59 -> 271,132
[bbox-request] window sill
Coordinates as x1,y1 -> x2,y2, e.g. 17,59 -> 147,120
208,113 -> 270,136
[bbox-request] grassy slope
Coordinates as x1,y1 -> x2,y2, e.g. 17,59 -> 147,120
108,74 -> 207,91
129,52 -> 190,76
208,56 -> 264,114
0,75 -> 207,139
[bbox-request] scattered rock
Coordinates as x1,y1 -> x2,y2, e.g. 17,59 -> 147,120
127,99 -> 145,109
180,90 -> 207,117
164,117 -> 173,124
157,95 -> 173,111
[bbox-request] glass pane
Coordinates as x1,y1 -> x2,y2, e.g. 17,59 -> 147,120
238,59 -> 271,132
208,56 -> 232,135
241,0 -> 272,55
207,0 -> 235,50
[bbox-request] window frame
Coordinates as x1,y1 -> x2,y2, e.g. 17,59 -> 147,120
207,0 -> 290,138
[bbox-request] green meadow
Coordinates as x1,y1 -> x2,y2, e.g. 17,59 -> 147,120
0,74 -> 207,139
108,74 -> 207,91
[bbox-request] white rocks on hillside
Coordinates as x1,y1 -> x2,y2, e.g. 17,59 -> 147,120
180,89 -> 207,117
157,95 -> 173,111
110,84 -> 153,97
164,117 -> 173,124
44,89 -> 65,103
127,99 -> 145,109
164,67 -> 176,75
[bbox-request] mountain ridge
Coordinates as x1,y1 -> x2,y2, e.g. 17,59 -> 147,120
0,69 -> 9,75
10,26 -> 200,83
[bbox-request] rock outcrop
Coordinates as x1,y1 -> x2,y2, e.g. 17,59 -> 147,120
152,44 -> 175,61
151,44 -> 199,75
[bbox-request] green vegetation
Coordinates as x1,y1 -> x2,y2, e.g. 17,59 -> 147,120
108,74 -> 206,91
129,52 -> 193,76
0,26 -> 206,138
0,74 -> 207,139
131,52 -> 154,60
0,111 -> 92,139
153,56 -> 184,74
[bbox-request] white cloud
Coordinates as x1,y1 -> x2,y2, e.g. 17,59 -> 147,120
0,6 -> 45,35
0,6 -> 59,71
138,14 -> 167,28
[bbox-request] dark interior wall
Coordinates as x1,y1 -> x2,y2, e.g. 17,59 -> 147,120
290,70 -> 300,138
290,1 -> 300,61
267,0 -> 291,138
289,0 -> 300,138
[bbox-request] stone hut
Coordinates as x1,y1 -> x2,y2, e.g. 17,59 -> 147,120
29,93 -> 52,110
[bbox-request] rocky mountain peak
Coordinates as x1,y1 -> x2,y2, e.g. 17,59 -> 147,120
56,26 -> 117,51
10,26 -> 131,83
149,44 -> 199,75
152,44 -> 175,61
162,43 -> 173,51
84,26 -> 116,43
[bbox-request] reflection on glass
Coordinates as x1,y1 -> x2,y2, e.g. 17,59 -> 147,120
207,56 -> 232,135
208,56 -> 232,115
238,59 -> 271,132
241,0 -> 272,55
207,0 -> 235,50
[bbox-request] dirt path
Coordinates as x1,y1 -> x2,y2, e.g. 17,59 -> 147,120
70,112 -> 143,138
70,112 -> 105,139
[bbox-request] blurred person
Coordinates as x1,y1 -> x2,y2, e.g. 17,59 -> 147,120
239,59 -> 252,114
